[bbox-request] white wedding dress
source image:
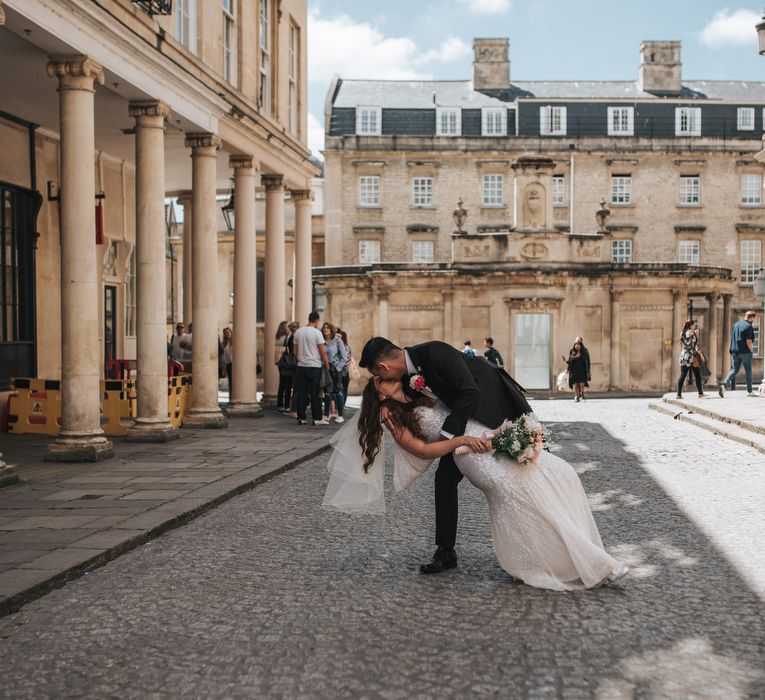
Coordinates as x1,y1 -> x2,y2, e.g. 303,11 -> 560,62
396,400 -> 626,591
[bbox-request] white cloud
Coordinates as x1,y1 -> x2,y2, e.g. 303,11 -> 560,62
417,36 -> 472,64
308,9 -> 430,84
699,8 -> 760,48
457,0 -> 510,15
307,112 -> 325,159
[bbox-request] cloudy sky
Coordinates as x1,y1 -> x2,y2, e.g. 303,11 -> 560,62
306,1 -> 765,157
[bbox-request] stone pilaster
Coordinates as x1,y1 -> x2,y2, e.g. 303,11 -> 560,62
227,156 -> 263,417
722,294 -> 733,379
183,133 -> 227,428
261,174 -> 286,408
46,56 -> 113,462
126,101 -> 178,442
177,192 -> 193,325
291,189 -> 313,325
609,288 -> 622,391
672,288 -> 688,387
706,292 -> 719,382
441,289 -> 454,345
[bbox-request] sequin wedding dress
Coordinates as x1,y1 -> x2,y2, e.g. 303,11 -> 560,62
397,400 -> 627,591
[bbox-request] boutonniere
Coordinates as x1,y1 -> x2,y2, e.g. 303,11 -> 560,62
409,369 -> 428,392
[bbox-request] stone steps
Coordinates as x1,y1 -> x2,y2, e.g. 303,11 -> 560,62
648,400 -> 765,456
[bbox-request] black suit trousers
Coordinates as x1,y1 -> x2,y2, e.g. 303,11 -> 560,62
435,452 -> 463,548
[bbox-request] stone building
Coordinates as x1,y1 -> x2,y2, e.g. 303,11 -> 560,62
0,0 -> 316,459
321,38 -> 763,394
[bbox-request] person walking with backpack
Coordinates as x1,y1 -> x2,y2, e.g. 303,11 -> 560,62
483,337 -> 504,367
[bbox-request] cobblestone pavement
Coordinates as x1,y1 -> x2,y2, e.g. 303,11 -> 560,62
0,399 -> 763,699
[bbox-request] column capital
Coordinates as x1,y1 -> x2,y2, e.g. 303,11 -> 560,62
129,100 -> 171,124
261,174 -> 284,191
176,191 -> 193,208
229,154 -> 257,170
610,287 -> 623,300
706,291 -> 721,303
290,189 -> 313,202
184,132 -> 222,153
47,55 -> 105,91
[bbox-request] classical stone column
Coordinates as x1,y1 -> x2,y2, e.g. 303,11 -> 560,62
705,293 -> 719,382
262,174 -> 286,407
671,288 -> 688,387
46,56 -> 113,462
227,156 -> 263,416
183,133 -> 227,428
609,288 -> 622,391
722,294 -> 734,379
377,286 -> 390,337
177,192 -> 193,325
292,189 -> 313,324
125,101 -> 177,442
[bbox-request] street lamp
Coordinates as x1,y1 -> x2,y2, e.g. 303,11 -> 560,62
754,268 -> 765,393
221,182 -> 235,233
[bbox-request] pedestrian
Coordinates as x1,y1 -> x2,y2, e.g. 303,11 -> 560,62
567,339 -> 590,402
337,328 -> 354,397
570,336 -> 591,399
293,311 -> 331,426
169,322 -> 186,363
719,310 -> 757,397
483,337 -> 504,367
221,327 -> 233,397
275,321 -> 295,413
285,322 -> 300,417
463,340 -> 477,357
179,322 -> 193,373
676,320 -> 705,399
322,322 -> 349,423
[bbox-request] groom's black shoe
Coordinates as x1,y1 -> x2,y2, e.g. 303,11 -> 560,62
419,546 -> 457,574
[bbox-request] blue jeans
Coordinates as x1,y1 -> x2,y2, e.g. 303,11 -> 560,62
323,367 -> 345,418
722,352 -> 753,393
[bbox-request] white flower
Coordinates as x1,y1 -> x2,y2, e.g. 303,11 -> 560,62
511,440 -> 521,453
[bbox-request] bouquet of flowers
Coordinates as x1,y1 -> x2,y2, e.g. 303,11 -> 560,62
455,413 -> 547,464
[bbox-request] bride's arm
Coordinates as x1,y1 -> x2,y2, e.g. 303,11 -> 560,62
382,410 -> 489,459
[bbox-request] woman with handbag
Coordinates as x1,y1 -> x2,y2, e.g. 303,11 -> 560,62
275,321 -> 297,413
677,320 -> 706,399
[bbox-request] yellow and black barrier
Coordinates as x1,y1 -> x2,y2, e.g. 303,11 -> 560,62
7,378 -> 62,436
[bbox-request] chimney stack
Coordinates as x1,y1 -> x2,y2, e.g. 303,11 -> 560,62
638,41 -> 682,94
473,38 -> 510,91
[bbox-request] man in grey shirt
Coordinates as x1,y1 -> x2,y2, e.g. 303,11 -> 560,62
293,311 -> 331,425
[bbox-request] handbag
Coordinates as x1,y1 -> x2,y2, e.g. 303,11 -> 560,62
277,349 -> 297,373
699,360 -> 712,382
556,370 -> 569,391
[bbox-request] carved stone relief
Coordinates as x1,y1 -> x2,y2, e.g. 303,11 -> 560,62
520,242 -> 549,261
462,243 -> 491,259
522,182 -> 546,229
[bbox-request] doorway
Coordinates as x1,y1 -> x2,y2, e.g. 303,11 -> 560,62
514,313 -> 551,389
104,285 -> 117,365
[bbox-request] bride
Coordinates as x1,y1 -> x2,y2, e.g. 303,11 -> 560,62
323,377 -> 628,591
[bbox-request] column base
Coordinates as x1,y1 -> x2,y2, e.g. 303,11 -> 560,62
225,402 -> 264,418
45,435 -> 114,463
260,393 -> 278,409
126,420 -> 180,443
0,456 -> 19,489
182,409 -> 229,429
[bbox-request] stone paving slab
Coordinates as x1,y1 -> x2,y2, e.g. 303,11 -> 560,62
659,388 -> 765,433
0,410 -> 344,616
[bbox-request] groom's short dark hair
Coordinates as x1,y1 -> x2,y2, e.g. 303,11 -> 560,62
359,336 -> 401,370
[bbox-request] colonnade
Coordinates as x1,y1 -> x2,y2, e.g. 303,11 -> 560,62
44,54 -> 313,461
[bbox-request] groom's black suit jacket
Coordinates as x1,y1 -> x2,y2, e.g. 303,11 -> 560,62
406,341 -> 531,438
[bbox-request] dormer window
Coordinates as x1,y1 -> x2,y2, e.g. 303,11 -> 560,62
675,107 -> 701,136
436,108 -> 461,136
481,108 -> 507,136
540,106 -> 566,136
356,106 -> 382,136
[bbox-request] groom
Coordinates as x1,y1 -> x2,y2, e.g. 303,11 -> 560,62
359,337 -> 531,573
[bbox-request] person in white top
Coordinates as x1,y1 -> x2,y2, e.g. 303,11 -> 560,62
292,311 -> 331,425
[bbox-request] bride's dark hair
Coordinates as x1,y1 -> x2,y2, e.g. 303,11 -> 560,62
358,378 -> 433,473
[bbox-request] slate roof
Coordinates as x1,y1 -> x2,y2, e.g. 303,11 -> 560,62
333,79 -> 765,106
